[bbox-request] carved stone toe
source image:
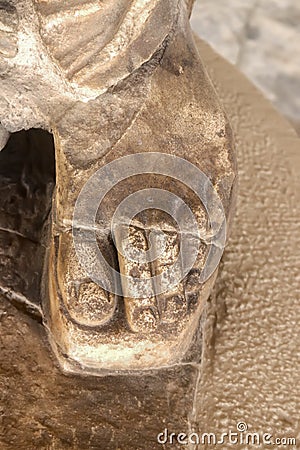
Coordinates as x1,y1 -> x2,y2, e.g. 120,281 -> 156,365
55,231 -> 117,327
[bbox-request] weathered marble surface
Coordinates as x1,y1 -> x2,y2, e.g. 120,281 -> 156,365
0,38 -> 299,449
0,0 -> 237,373
191,0 -> 300,125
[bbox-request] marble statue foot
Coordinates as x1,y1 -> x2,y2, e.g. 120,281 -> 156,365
0,0 -> 237,374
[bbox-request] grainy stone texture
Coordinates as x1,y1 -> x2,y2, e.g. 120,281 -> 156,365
0,306 -> 199,449
194,37 -> 300,449
0,38 -> 299,449
0,0 -> 237,373
1,0 -> 300,447
191,0 -> 300,125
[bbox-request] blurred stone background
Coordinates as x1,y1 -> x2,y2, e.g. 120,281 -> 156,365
191,0 -> 300,133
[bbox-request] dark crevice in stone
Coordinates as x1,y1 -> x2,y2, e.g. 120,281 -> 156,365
0,128 -> 55,316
